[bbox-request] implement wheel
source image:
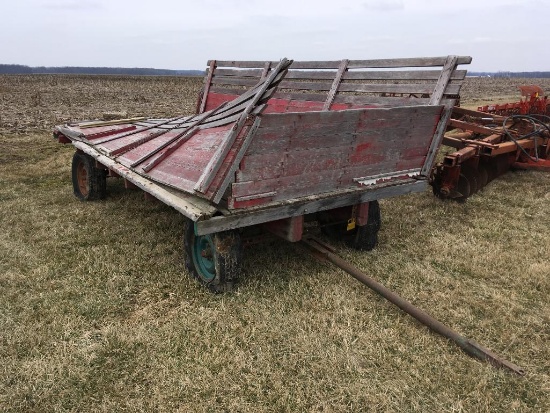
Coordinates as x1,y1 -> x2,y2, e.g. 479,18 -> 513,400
183,219 -> 242,293
320,201 -> 381,251
345,201 -> 381,251
71,152 -> 107,201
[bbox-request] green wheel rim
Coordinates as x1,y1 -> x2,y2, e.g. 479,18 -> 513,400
192,235 -> 216,282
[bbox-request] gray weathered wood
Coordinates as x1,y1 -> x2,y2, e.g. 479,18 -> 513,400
429,55 -> 458,105
332,94 -> 431,107
213,69 -> 467,81
347,56 -> 471,69
421,101 -> 454,176
338,82 -> 461,95
211,117 -> 262,204
140,103 -> 228,172
195,180 -> 426,235
129,105 -> 226,169
72,141 -> 216,221
92,113 -> 193,145
210,56 -> 471,70
199,60 -> 216,114
342,70 -> 467,81
260,61 -> 271,80
194,59 -> 292,194
323,59 -> 349,111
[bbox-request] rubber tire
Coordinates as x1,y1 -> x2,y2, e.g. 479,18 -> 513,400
71,152 -> 107,201
183,219 -> 242,293
344,200 -> 381,251
320,201 -> 382,251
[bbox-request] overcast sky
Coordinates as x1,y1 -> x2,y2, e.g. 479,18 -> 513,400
1,0 -> 549,72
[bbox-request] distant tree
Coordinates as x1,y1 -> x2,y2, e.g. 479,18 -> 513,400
0,64 -> 33,74
0,64 -> 203,76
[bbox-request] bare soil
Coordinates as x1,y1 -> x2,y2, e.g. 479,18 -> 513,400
2,74 -> 550,134
1,74 -> 549,412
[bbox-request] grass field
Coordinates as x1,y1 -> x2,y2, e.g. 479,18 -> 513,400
1,75 -> 549,412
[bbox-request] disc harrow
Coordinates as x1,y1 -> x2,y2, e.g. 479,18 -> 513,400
431,103 -> 550,201
477,84 -> 549,116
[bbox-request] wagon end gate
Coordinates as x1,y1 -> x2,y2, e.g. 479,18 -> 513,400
193,55 -> 471,215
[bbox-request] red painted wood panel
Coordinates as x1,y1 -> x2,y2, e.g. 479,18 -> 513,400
204,92 -> 241,112
227,105 -> 443,208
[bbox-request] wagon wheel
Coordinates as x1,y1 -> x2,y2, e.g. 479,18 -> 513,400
346,201 -> 381,251
71,152 -> 107,201
320,201 -> 381,251
183,219 -> 242,293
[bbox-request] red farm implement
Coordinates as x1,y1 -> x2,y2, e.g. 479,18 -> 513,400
430,87 -> 550,201
477,84 -> 549,116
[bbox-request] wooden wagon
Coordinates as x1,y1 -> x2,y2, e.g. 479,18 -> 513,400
54,55 -> 471,291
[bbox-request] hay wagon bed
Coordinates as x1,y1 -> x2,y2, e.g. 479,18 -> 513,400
54,55 -> 471,291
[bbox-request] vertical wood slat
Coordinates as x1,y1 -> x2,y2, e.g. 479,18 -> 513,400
194,58 -> 291,194
212,117 -> 262,204
421,101 -> 454,176
323,59 -> 349,111
199,60 -> 217,114
429,55 -> 458,105
260,61 -> 271,80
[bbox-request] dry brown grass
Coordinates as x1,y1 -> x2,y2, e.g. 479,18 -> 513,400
1,75 -> 549,412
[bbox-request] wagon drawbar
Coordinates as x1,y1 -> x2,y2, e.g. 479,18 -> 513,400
54,55 -> 472,292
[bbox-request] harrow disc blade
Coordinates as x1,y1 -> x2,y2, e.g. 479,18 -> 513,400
477,164 -> 489,190
486,161 -> 500,182
461,167 -> 479,196
451,173 -> 472,202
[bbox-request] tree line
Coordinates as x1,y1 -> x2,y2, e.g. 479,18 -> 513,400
469,71 -> 550,78
0,64 -> 204,76
2,64 -> 549,78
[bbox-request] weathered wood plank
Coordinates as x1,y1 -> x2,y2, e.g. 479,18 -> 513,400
212,77 -> 462,96
347,56 -> 472,69
211,76 -> 260,87
202,179 -> 426,232
232,157 -> 422,204
72,141 -> 216,220
116,125 -> 231,170
278,79 -> 335,91
236,152 -> 285,181
421,101 -> 453,176
140,103 -> 228,172
324,59 -> 349,110
210,117 -> 263,204
237,144 -> 354,181
213,69 -> 467,82
338,82 -> 461,95
231,168 -> 346,200
92,114 -> 192,145
429,55 -> 458,105
260,61 -> 271,79
210,56 -> 471,70
341,70 -> 467,81
333,94 -> 431,107
214,68 -> 264,77
199,60 -> 216,114
194,59 -> 292,195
